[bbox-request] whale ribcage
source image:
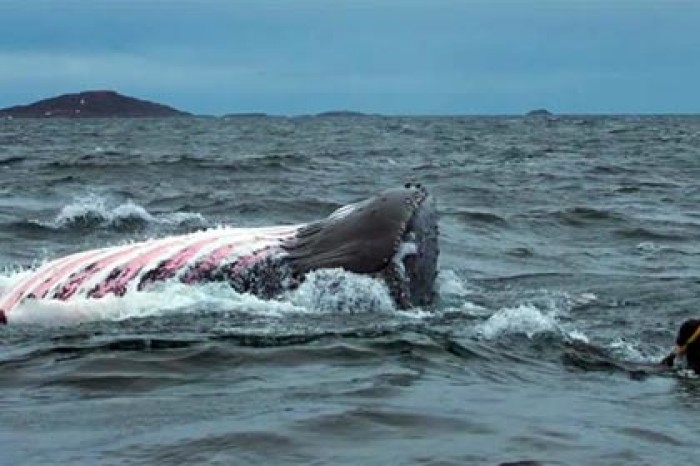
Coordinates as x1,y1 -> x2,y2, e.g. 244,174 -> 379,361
0,225 -> 302,321
180,245 -> 293,299
68,230 -> 295,300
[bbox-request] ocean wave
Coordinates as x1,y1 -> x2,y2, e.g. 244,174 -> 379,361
230,198 -> 342,221
587,164 -> 640,175
6,281 -> 292,327
499,146 -> 540,161
553,206 -> 626,226
607,125 -> 643,134
468,299 -> 673,378
0,155 -> 26,166
446,209 -> 508,227
436,269 -> 475,300
613,227 -> 688,241
471,290 -> 593,344
5,268 -> 403,327
474,304 -> 563,340
93,152 -> 310,173
197,152 -> 309,170
22,195 -> 207,233
289,269 -> 396,314
505,247 -> 534,257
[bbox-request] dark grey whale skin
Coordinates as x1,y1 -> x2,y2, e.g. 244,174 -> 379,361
282,184 -> 439,309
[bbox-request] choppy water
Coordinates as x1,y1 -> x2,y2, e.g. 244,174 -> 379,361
1,115 -> 700,465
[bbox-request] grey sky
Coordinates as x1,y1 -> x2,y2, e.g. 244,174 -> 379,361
1,0 -> 698,115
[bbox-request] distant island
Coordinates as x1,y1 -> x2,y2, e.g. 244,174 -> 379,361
315,110 -> 368,117
222,112 -> 270,119
525,108 -> 554,117
0,90 -> 190,118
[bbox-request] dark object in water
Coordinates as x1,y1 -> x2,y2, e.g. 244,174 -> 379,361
660,318 -> 700,373
0,185 -> 439,324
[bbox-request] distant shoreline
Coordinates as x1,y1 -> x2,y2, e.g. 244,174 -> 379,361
0,90 -> 189,119
1,92 -> 698,119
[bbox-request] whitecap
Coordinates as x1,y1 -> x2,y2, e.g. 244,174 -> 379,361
475,303 -> 559,340
288,268 -> 396,314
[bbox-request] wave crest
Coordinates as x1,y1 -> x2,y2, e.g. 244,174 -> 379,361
289,269 -> 396,314
50,195 -> 206,232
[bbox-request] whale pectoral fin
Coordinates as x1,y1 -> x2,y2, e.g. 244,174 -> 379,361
283,237 -> 391,275
283,194 -> 410,275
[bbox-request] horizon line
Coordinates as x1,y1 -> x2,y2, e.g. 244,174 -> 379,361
1,90 -> 698,119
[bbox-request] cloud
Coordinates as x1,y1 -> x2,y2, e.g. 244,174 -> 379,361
0,51 -> 259,90
1,48 -> 697,115
0,48 -> 594,96
1,1 -> 699,113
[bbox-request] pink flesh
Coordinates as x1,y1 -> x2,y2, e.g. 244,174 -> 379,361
52,244 -> 144,300
1,226 -> 301,320
89,240 -> 188,298
230,246 -> 275,275
52,232 -> 232,300
177,228 -> 295,283
180,243 -> 238,284
0,254 -> 82,317
30,249 -> 107,299
137,237 -> 220,289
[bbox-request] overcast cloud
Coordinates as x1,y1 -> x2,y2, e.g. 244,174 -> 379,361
1,0 -> 698,114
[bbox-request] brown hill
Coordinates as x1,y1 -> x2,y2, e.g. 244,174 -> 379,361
0,90 -> 190,118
